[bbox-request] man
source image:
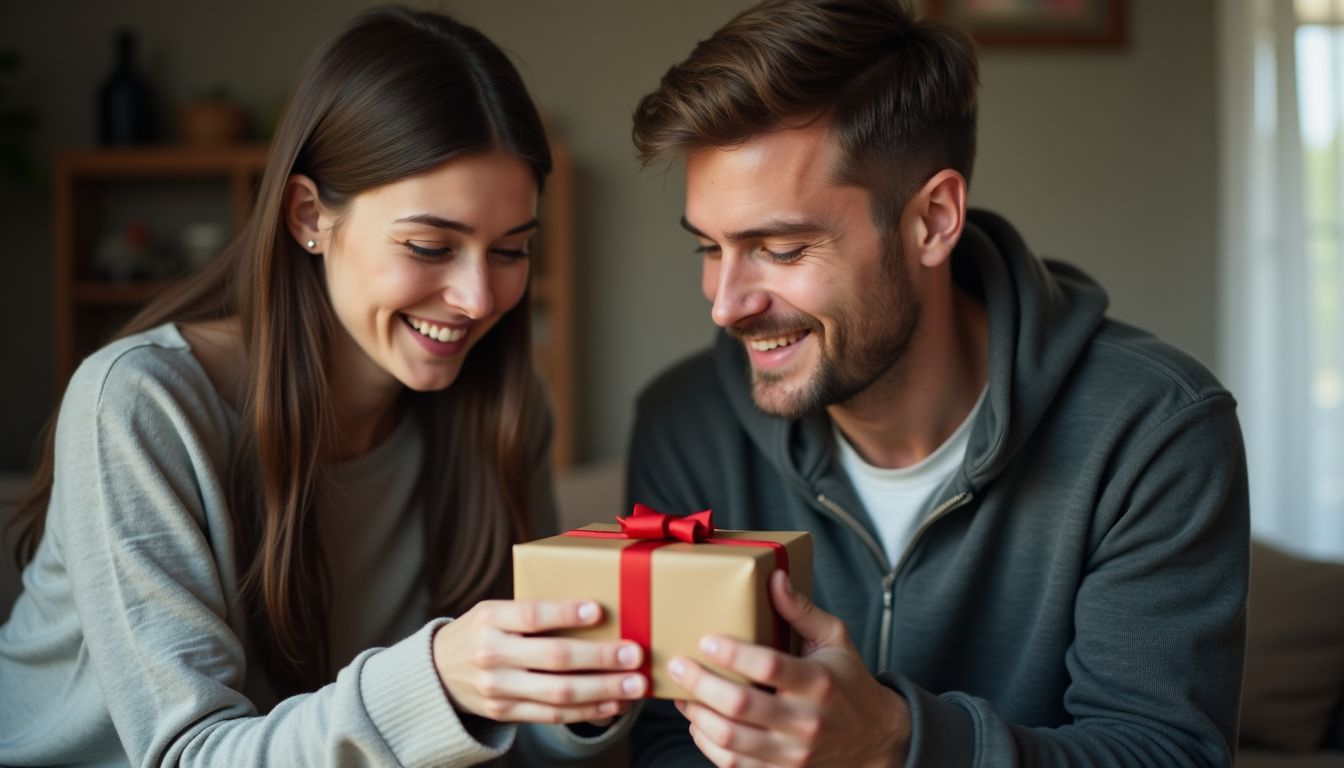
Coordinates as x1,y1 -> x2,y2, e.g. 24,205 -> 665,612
624,0 -> 1249,765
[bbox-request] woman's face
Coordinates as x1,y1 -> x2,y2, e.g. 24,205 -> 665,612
318,151 -> 537,393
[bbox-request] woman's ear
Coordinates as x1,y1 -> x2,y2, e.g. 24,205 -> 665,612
905,169 -> 967,269
283,174 -> 325,253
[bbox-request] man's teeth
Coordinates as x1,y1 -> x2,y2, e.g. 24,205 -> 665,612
407,316 -> 466,343
748,332 -> 806,352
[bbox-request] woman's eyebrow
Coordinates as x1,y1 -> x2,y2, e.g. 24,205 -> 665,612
394,214 -> 540,235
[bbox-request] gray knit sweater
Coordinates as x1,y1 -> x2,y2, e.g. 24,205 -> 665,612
0,323 -> 623,766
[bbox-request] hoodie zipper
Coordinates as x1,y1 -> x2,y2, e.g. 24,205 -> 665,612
816,490 -> 974,674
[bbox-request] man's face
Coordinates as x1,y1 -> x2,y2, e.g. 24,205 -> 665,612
684,122 -> 919,419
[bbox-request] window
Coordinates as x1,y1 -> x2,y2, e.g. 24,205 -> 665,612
1220,0 -> 1344,560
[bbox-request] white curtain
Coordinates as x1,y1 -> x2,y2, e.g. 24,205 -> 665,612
1220,0 -> 1344,561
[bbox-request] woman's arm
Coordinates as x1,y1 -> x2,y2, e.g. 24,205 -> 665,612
50,345 -> 512,767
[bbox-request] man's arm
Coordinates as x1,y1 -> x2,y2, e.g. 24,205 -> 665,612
666,392 -> 1241,763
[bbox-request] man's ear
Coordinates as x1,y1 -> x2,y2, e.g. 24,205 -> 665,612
905,169 -> 967,269
283,174 -> 326,253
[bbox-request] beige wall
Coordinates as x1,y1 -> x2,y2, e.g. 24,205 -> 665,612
0,0 -> 1217,469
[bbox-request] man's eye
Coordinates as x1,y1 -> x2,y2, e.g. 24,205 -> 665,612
763,246 -> 805,263
693,243 -> 720,256
406,243 -> 451,260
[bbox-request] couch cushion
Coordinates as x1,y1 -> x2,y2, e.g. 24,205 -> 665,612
1326,697 -> 1344,751
1239,541 -> 1344,751
1235,747 -> 1344,768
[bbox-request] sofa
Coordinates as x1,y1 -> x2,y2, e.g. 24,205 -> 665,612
1235,540 -> 1344,766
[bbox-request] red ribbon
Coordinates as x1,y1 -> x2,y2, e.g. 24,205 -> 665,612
563,504 -> 790,695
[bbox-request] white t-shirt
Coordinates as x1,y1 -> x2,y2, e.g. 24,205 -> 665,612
834,388 -> 987,568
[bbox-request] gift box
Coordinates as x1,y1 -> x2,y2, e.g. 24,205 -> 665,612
513,505 -> 813,700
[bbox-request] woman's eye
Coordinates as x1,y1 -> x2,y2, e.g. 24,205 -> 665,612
406,243 -> 452,260
491,247 -> 530,261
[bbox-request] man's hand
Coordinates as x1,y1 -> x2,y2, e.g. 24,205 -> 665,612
667,571 -> 911,767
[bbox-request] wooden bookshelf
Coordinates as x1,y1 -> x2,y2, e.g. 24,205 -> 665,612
51,142 -> 577,469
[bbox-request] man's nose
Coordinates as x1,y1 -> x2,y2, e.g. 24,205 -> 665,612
706,251 -> 769,328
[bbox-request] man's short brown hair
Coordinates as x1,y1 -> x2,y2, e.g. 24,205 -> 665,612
632,0 -> 979,232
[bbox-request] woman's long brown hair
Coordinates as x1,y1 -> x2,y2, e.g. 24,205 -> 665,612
9,7 -> 552,697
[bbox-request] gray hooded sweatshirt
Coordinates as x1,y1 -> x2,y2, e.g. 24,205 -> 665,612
626,209 -> 1250,766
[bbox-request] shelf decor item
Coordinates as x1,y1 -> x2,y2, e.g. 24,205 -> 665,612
97,30 -> 156,145
178,88 -> 249,146
925,0 -> 1126,49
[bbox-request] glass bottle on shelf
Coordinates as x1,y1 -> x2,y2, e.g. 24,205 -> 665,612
98,29 -> 156,145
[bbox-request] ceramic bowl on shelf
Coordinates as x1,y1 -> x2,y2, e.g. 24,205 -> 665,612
177,98 -> 248,146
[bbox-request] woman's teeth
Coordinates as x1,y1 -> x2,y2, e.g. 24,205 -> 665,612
407,316 -> 466,343
748,331 -> 806,352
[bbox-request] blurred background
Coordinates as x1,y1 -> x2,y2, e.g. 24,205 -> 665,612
0,0 -> 1340,571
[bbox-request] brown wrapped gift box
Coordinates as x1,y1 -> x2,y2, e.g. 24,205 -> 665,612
513,521 -> 813,700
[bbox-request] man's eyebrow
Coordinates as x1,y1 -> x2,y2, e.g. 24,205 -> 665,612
679,215 -> 826,242
394,214 -> 540,236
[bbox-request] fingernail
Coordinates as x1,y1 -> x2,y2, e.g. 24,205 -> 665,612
601,701 -> 620,715
622,675 -> 644,696
779,570 -> 794,595
618,644 -> 640,668
699,636 -> 719,656
668,659 -> 686,679
578,602 -> 599,622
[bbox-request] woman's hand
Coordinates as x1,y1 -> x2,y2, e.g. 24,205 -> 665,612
432,599 -> 647,724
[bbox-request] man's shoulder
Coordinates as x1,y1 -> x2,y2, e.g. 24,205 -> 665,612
1084,319 -> 1231,409
635,343 -> 733,421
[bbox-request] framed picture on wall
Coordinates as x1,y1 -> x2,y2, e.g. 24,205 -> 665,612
924,0 -> 1127,49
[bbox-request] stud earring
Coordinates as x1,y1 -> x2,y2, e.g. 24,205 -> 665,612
306,239 -> 317,250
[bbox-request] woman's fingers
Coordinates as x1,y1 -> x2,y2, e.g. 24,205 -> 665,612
476,697 -> 624,725
475,599 -> 604,634
482,634 -> 643,672
477,668 -> 647,705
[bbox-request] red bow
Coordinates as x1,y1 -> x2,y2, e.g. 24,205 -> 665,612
618,503 -> 714,543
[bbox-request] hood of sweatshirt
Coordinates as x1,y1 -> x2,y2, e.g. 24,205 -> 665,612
713,208 -> 1110,500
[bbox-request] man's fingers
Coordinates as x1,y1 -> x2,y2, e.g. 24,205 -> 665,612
476,599 -> 604,634
770,569 -> 847,648
668,657 -> 784,727
688,722 -> 774,768
485,635 -> 643,672
682,701 -> 794,760
697,634 -> 813,692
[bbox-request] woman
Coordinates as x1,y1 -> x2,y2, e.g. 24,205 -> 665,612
0,8 -> 641,766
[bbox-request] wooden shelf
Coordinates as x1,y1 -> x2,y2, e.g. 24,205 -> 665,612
52,145 -> 269,390
55,145 -> 269,177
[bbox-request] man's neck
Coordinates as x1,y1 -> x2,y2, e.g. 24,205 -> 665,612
828,286 -> 988,470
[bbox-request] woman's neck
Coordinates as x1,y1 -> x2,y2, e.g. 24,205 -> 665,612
327,333 -> 405,462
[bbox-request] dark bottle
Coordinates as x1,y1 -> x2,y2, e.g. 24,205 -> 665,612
98,30 -> 155,145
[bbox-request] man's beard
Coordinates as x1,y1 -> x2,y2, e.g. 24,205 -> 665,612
733,236 -> 920,420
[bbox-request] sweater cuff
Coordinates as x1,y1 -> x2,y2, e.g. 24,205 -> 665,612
361,618 -> 516,767
876,672 -> 976,767
520,700 -> 642,760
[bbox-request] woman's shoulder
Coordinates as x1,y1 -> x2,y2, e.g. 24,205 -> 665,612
64,322 -> 234,426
